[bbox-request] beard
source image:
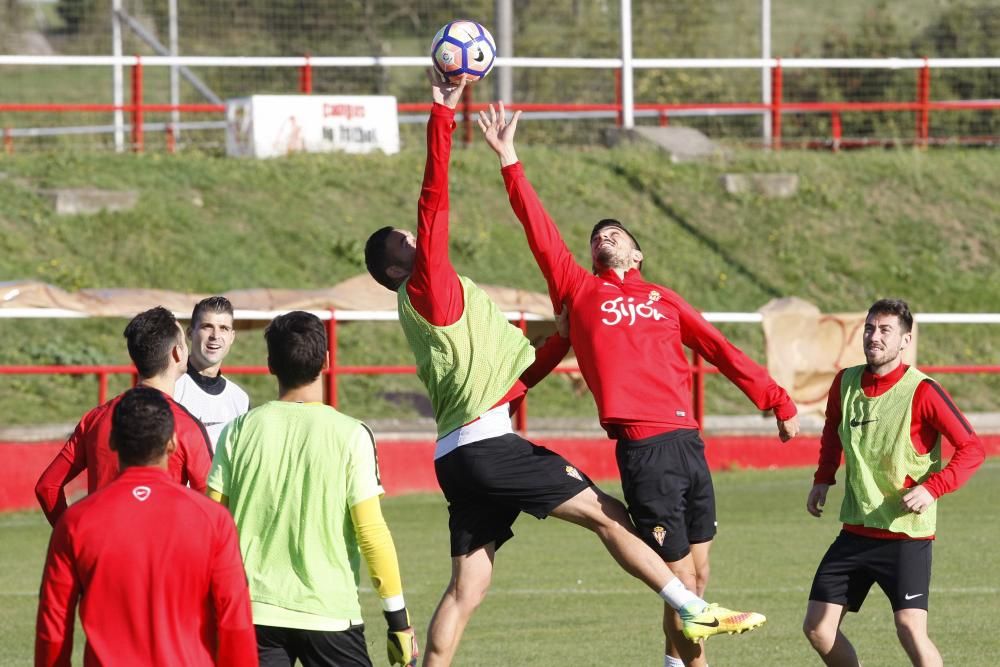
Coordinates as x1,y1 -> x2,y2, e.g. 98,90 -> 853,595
594,244 -> 628,269
865,344 -> 900,368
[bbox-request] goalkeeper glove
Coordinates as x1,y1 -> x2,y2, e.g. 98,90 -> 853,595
385,608 -> 419,666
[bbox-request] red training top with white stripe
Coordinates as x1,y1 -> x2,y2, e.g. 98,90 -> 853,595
34,389 -> 212,525
502,162 -> 795,438
815,364 -> 985,539
35,466 -> 257,667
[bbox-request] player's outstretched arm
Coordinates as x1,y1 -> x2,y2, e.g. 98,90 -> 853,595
519,304 -> 572,389
351,496 -> 419,666
429,68 -> 467,110
478,101 -> 521,167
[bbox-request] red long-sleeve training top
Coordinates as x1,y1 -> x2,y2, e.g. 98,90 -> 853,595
35,466 -> 257,667
34,389 -> 212,526
501,161 -> 795,438
815,364 -> 985,539
407,105 -> 569,411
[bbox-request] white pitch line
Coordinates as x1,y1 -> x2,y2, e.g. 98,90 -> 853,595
7,586 -> 996,599
355,585 -> 1000,597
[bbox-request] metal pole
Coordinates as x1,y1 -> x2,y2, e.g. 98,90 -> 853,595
131,56 -> 144,152
112,0 -> 124,152
620,0 -> 635,128
771,58 -> 783,151
326,313 -> 337,407
494,0 -> 513,104
761,0 -> 772,146
169,0 -> 179,142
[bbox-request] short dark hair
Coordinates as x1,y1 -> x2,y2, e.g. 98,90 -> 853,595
111,387 -> 175,467
191,295 -> 234,327
867,298 -> 913,334
590,218 -> 642,251
365,226 -> 401,291
265,311 -> 327,389
589,218 -> 643,272
123,307 -> 182,378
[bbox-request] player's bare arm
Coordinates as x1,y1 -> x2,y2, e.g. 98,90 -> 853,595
429,68 -> 467,109
777,414 -> 800,442
901,485 -> 936,514
478,100 -> 521,166
806,483 -> 829,517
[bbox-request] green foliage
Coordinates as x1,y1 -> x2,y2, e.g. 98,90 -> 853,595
3,464 -> 999,664
912,3 -> 1000,136
55,0 -> 106,36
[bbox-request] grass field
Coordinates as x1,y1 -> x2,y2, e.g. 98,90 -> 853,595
3,461 -> 999,666
2,145 -> 999,427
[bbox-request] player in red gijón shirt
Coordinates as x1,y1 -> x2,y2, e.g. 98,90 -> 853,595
479,102 -> 799,664
803,300 -> 984,665
35,387 -> 256,667
35,307 -> 212,526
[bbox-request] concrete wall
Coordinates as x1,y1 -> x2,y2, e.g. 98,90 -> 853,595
6,435 -> 998,512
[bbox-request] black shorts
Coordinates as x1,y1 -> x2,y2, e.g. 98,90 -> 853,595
809,530 -> 933,613
434,433 -> 593,557
615,429 -> 717,563
256,623 -> 371,667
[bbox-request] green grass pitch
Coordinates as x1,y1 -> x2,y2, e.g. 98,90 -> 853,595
2,462 -> 998,666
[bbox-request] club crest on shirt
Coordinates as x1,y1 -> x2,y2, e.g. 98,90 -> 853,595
648,290 -> 661,302
132,486 -> 151,502
652,525 -> 667,546
564,465 -> 583,481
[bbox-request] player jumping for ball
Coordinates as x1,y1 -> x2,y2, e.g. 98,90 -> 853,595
478,101 -> 795,667
364,75 -> 765,666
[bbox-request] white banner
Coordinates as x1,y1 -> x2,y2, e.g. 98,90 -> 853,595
226,95 -> 399,158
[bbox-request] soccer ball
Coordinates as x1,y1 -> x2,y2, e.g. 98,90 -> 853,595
430,20 -> 496,83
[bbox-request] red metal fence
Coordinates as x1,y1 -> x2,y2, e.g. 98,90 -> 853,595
2,57 -> 999,153
3,311 -> 999,432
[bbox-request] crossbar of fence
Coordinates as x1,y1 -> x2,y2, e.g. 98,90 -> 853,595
3,54 -> 999,153
2,310 -> 999,431
3,56 -> 1000,68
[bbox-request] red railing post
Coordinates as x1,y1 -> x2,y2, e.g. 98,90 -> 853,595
326,311 -> 337,407
98,371 -> 109,405
770,58 -> 783,151
514,313 -> 528,432
131,55 -> 144,153
300,54 -> 313,94
831,111 -> 842,152
691,349 -> 705,429
462,81 -> 473,145
614,69 -> 623,127
917,57 -> 931,147
166,123 -> 176,154
3,127 -> 12,154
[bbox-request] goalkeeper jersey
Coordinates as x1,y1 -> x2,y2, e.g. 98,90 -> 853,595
208,401 -> 384,627
174,365 -> 250,452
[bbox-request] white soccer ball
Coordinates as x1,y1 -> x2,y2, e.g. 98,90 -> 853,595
430,20 -> 497,83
